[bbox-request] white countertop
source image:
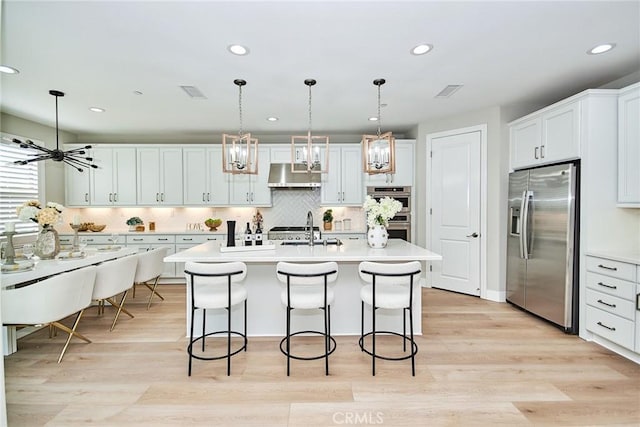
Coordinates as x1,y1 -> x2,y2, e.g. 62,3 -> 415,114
585,250 -> 640,265
164,239 -> 442,263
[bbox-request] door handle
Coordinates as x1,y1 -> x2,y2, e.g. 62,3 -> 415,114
466,232 -> 479,238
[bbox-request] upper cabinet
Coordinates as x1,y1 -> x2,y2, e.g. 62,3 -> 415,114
137,147 -> 183,206
617,83 -> 640,207
365,139 -> 415,186
229,146 -> 271,206
64,144 -> 91,206
510,101 -> 580,170
321,144 -> 363,206
183,146 -> 230,206
90,146 -> 137,206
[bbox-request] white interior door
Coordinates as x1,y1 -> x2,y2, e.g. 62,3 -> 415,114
430,129 -> 481,296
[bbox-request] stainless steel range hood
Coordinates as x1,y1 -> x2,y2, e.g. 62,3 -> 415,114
267,163 -> 321,188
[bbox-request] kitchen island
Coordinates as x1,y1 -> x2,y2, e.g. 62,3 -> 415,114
164,239 -> 442,336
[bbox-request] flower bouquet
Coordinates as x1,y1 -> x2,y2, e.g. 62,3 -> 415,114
363,195 -> 402,227
16,200 -> 64,227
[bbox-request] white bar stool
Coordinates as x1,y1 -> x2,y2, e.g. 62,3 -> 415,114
276,261 -> 338,376
358,261 -> 421,376
184,261 -> 247,376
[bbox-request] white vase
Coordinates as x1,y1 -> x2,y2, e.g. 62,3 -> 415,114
367,225 -> 388,248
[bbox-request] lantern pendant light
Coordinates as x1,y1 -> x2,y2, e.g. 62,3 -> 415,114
362,79 -> 395,174
291,79 -> 329,174
222,79 -> 258,174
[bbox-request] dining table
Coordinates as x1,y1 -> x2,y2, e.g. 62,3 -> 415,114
1,246 -> 138,355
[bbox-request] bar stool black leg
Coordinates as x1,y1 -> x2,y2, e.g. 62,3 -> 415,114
409,305 -> 415,376
372,307 -> 376,376
360,301 -> 364,352
403,308 -> 407,352
202,309 -> 206,352
188,305 -> 195,376
227,306 -> 231,376
244,299 -> 248,351
286,306 -> 291,376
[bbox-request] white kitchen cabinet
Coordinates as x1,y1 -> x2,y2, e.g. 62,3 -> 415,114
90,146 -> 137,206
585,255 -> 638,352
617,83 -> 640,207
183,146 -> 230,206
510,100 -> 580,170
229,146 -> 271,206
269,145 -> 293,163
365,139 -> 415,186
64,144 -> 91,206
126,234 -> 176,278
321,145 -> 363,206
137,147 -> 183,205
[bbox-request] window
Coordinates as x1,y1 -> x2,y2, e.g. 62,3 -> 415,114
1,133 -> 41,233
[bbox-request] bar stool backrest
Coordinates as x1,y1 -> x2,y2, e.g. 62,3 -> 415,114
276,261 -> 339,286
358,261 -> 422,286
184,261 -> 247,308
134,247 -> 168,283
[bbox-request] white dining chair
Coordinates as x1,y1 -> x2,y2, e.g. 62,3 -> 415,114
358,261 -> 422,376
1,266 -> 97,363
92,254 -> 139,331
276,261 -> 338,376
184,261 -> 248,376
133,247 -> 169,309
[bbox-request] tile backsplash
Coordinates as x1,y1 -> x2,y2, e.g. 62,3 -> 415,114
61,189 -> 365,234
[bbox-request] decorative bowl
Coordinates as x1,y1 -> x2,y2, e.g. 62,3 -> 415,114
88,224 -> 106,232
204,219 -> 222,231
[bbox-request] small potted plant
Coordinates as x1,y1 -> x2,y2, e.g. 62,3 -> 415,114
126,216 -> 144,232
322,209 -> 333,231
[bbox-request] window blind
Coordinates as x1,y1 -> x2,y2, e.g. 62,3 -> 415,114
1,137 -> 40,233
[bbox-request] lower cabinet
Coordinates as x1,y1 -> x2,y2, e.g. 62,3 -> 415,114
125,234 -> 176,278
585,255 -> 639,353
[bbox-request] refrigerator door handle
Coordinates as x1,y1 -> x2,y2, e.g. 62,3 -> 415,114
521,190 -> 533,259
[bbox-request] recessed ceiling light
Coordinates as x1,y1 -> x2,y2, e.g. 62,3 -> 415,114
588,43 -> 616,55
368,117 -> 378,122
0,65 -> 20,74
228,44 -> 249,56
411,44 -> 433,55
266,117 -> 279,122
89,107 -> 105,113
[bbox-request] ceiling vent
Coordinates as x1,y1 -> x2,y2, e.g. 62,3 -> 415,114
180,85 -> 207,99
435,84 -> 463,98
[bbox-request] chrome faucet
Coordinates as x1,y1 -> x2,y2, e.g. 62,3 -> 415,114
306,210 -> 314,246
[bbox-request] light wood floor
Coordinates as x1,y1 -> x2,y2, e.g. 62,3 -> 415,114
4,285 -> 640,426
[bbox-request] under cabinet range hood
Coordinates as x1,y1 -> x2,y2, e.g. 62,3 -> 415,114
267,163 -> 321,188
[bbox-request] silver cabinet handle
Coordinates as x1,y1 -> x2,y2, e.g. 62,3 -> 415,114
597,264 -> 617,271
337,192 -> 341,202
636,293 -> 639,311
251,192 -> 254,202
108,193 -> 113,202
85,193 -> 89,202
597,299 -> 616,308
86,239 -> 94,242
342,192 -> 345,201
202,193 -> 206,202
534,146 -> 539,159
596,321 -> 615,331
540,145 -> 545,158
597,281 -> 617,290
156,193 -> 159,202
207,193 -> 210,202
158,238 -> 168,241
246,192 -> 249,202
161,193 -> 165,202
114,193 -> 117,202
466,232 -> 479,238
182,238 -> 193,241
133,238 -> 143,241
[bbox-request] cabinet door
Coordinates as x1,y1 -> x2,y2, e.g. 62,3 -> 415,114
510,118 -> 541,170
618,86 -> 640,205
182,147 -> 209,205
321,146 -> 342,205
542,102 -> 580,164
159,148 -> 183,205
64,145 -> 91,206
90,147 -> 116,205
137,148 -> 161,205
250,146 -> 272,206
208,147 -> 230,205
340,145 -> 363,205
270,145 -> 293,163
229,173 -> 252,205
390,140 -> 414,186
112,147 -> 137,205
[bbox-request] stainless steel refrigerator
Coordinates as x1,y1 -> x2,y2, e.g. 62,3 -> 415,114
506,162 -> 579,333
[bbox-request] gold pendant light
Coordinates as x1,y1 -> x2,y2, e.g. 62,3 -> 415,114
222,79 -> 258,174
362,79 -> 395,174
291,79 -> 329,173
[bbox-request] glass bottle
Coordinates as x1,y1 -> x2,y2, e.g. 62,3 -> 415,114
244,222 -> 253,246
255,222 -> 263,246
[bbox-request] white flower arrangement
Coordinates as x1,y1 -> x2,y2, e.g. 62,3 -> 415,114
363,195 -> 402,228
16,200 -> 64,227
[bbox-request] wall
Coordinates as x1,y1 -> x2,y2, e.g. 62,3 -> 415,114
1,112 -> 77,204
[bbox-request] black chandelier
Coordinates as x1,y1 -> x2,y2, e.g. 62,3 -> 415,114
4,90 -> 97,172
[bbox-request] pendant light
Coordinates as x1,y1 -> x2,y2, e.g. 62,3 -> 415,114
222,79 -> 258,174
291,79 -> 329,173
362,79 -> 395,174
2,90 -> 96,172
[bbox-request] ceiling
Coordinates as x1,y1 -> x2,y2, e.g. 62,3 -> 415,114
1,0 -> 639,143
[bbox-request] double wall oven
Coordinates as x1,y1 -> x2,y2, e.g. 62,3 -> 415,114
366,186 -> 412,242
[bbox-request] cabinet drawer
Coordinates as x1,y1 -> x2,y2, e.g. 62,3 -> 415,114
59,234 -> 113,245
586,256 -> 636,281
126,234 -> 175,245
586,289 -> 636,320
176,234 -> 224,244
585,272 -> 636,300
586,305 -> 635,350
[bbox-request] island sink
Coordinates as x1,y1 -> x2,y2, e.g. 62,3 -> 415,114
280,238 -> 342,246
